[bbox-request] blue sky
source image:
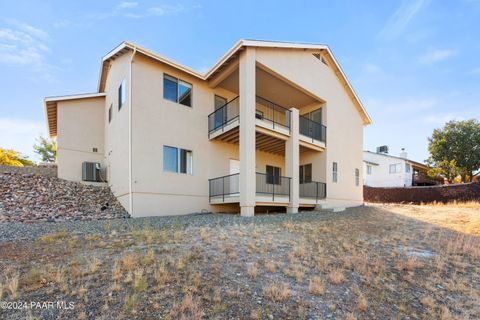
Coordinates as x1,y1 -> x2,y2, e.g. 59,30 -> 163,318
0,0 -> 479,162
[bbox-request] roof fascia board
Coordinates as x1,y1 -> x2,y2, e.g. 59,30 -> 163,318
44,92 -> 106,103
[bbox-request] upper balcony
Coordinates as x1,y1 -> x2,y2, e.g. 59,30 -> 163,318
208,95 -> 291,138
208,95 -> 326,153
207,63 -> 327,154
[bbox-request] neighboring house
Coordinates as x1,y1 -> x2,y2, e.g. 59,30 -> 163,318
363,148 -> 437,187
44,39 -> 371,217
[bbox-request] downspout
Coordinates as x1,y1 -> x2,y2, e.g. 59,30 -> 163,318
129,47 -> 137,216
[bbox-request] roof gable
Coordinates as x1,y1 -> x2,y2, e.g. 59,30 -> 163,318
97,39 -> 371,124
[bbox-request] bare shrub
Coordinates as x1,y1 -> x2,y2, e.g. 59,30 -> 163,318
263,282 -> 290,302
170,294 -> 203,320
308,276 -> 325,295
328,269 -> 345,284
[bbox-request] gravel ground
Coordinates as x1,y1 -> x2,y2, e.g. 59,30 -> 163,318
0,209 -> 344,243
1,204 -> 479,319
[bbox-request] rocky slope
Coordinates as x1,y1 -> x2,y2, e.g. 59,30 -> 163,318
0,172 -> 129,223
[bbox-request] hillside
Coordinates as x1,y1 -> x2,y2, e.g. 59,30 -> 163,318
0,172 -> 128,223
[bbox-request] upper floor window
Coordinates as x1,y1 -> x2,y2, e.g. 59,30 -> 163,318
118,79 -> 126,110
405,163 -> 411,173
163,146 -> 193,174
108,104 -> 113,123
389,163 -> 402,174
355,168 -> 360,186
332,162 -> 338,183
366,165 -> 372,175
163,74 -> 192,107
266,165 -> 281,185
299,164 -> 312,184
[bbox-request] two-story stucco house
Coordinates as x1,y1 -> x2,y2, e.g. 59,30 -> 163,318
44,39 -> 371,217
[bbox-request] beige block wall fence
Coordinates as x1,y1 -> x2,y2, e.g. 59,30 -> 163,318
54,45 -> 365,216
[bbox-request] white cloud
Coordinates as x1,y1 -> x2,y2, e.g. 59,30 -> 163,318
148,4 -> 184,16
379,0 -> 430,40
117,1 -> 138,9
419,49 -> 456,63
0,118 -> 47,162
91,2 -> 191,19
0,20 -> 51,71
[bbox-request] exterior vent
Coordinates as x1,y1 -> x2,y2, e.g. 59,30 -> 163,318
82,162 -> 100,182
376,145 -> 389,154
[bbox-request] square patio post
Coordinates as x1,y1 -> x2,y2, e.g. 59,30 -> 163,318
239,47 -> 256,217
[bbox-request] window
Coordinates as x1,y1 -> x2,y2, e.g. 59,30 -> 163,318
389,163 -> 402,173
118,79 -> 126,110
266,165 -> 281,185
163,74 -> 192,107
163,146 -> 193,174
108,104 -> 113,123
299,164 -> 312,184
332,162 -> 338,183
92,148 -> 98,153
366,165 -> 372,175
355,168 -> 360,186
405,163 -> 411,173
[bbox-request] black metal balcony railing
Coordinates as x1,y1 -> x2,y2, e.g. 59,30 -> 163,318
299,181 -> 326,201
255,172 -> 291,202
255,96 -> 291,132
209,172 -> 291,202
299,116 -> 326,143
208,96 -> 292,137
208,173 -> 240,202
208,96 -> 240,137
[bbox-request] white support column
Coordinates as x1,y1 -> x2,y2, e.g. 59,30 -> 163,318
239,47 -> 256,217
286,107 -> 300,213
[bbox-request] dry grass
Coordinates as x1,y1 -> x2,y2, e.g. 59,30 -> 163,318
328,269 -> 345,285
247,263 -> 258,279
308,276 -> 325,295
419,200 -> 480,208
111,260 -> 122,281
263,282 -> 290,302
154,261 -> 171,286
3,204 -> 480,319
88,257 -> 102,274
132,268 -> 147,293
357,293 -> 368,312
170,294 -> 203,320
37,231 -> 68,244
121,253 -> 138,272
265,260 -> 276,273
6,272 -> 19,299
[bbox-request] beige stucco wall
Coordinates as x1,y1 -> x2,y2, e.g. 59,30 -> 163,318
256,47 -> 364,206
129,54 -> 287,216
104,52 -> 132,210
54,45 -> 365,215
56,97 -> 105,182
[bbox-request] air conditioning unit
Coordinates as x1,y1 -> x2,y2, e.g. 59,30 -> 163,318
82,162 -> 101,182
376,145 -> 389,154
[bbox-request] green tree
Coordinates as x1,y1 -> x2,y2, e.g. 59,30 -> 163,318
33,136 -> 56,163
0,148 -> 34,166
426,159 -> 460,183
427,119 -> 480,182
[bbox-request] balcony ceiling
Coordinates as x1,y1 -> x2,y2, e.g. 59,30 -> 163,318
218,67 -> 318,108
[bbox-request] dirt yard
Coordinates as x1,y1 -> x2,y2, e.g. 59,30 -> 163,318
1,204 -> 479,319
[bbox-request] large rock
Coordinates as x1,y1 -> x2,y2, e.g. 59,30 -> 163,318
0,172 -> 129,223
